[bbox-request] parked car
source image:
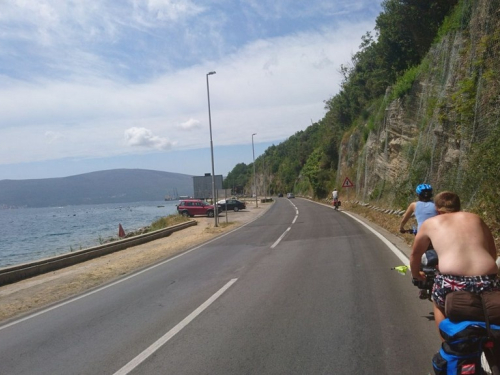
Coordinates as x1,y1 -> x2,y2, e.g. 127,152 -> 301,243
286,193 -> 295,198
217,199 -> 246,212
177,199 -> 216,217
278,193 -> 283,197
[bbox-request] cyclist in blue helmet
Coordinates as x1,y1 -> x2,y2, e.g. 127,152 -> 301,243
399,183 -> 438,233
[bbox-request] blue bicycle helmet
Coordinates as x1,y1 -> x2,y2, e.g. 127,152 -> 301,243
415,184 -> 432,195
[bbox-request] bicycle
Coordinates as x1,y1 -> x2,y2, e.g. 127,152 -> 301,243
392,233 -> 499,374
332,199 -> 340,211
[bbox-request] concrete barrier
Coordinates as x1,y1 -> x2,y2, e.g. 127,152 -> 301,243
0,220 -> 197,287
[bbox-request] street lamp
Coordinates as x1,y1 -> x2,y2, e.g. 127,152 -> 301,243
206,71 -> 218,227
252,133 -> 258,208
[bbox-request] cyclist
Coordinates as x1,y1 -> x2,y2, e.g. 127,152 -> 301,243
399,183 -> 437,233
332,188 -> 339,210
410,191 -> 499,335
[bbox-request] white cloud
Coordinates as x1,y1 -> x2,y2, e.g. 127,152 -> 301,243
124,127 -> 176,150
0,0 -> 383,179
141,0 -> 205,21
178,118 -> 202,130
0,21 -> 374,164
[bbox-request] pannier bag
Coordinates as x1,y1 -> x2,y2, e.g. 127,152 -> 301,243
445,291 -> 500,325
432,319 -> 500,375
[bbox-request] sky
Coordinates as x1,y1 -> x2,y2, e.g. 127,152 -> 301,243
0,0 -> 383,181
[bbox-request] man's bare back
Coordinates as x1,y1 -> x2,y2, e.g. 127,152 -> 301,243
409,191 -> 499,335
412,211 -> 498,276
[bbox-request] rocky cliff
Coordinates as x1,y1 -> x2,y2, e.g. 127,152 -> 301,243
339,0 -> 500,220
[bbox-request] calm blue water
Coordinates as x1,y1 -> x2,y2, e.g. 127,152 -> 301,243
0,201 -> 179,269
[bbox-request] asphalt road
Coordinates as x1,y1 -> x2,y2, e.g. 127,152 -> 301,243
0,198 -> 440,374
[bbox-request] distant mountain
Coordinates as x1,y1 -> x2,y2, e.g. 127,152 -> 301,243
0,169 -> 194,208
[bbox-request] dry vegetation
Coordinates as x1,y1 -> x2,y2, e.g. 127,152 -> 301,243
341,201 -> 415,247
340,200 -> 500,257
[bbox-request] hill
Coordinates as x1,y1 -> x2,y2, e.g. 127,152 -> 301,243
0,169 -> 194,208
226,0 -> 500,241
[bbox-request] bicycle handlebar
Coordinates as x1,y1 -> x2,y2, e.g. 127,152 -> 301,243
400,228 -> 417,235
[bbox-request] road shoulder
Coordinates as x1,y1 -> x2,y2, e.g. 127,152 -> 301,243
0,201 -> 272,324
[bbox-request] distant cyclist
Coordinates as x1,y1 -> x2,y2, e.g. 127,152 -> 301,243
399,183 -> 437,233
332,188 -> 339,209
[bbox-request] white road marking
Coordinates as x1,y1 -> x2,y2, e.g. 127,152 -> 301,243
113,278 -> 238,375
0,211 -> 264,331
340,212 -> 409,265
306,199 -> 409,265
271,199 -> 299,248
271,227 -> 291,249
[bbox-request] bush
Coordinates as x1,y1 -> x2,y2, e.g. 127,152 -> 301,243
149,215 -> 190,232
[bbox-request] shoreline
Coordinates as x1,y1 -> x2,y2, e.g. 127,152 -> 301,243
0,201 -> 272,324
0,201 -> 180,269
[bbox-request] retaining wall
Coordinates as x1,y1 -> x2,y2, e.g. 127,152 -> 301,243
0,220 -> 197,287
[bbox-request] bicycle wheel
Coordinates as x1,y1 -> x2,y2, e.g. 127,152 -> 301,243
482,352 -> 492,375
482,349 -> 500,375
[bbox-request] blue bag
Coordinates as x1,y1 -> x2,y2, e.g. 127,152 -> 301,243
432,319 -> 500,375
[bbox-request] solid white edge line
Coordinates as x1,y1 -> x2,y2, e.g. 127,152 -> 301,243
0,210 -> 266,331
341,211 -> 409,266
113,278 -> 238,375
306,199 -> 409,266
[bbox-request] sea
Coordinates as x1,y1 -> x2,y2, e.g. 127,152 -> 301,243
0,201 -> 179,269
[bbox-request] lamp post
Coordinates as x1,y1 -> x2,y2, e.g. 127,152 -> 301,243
252,133 -> 258,208
263,157 -> 266,200
206,71 -> 218,227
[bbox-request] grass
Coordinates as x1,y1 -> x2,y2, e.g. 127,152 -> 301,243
149,214 -> 191,231
98,214 -> 191,244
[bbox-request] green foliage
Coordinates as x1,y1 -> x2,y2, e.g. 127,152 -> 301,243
451,74 -> 478,125
228,0 -> 460,205
463,126 -> 500,226
390,66 -> 419,100
224,163 -> 252,194
302,148 -> 328,198
436,0 -> 472,40
377,0 -> 458,78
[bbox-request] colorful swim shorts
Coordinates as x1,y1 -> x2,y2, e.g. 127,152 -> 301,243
432,274 -> 500,308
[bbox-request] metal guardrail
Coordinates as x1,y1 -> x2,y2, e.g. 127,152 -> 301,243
0,220 -> 197,287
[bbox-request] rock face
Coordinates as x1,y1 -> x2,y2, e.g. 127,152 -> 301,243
338,0 -> 500,208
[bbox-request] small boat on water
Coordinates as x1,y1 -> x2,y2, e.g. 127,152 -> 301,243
164,188 -> 179,201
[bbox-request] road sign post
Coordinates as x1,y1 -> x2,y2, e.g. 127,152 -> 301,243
341,177 -> 354,202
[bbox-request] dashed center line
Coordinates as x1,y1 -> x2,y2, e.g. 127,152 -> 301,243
113,278 -> 238,375
271,200 -> 299,248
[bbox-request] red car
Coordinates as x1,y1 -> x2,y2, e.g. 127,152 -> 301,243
176,199 -> 216,217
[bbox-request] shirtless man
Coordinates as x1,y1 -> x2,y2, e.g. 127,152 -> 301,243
410,191 -> 499,332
